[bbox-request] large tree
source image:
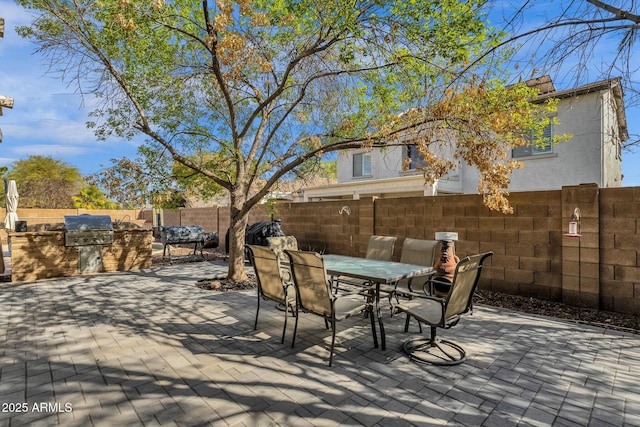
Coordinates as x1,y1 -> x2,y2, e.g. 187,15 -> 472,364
4,155 -> 84,208
16,0 -> 555,280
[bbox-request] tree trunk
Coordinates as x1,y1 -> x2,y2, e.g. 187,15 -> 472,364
226,191 -> 249,281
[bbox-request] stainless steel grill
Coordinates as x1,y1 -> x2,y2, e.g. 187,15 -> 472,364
64,215 -> 114,247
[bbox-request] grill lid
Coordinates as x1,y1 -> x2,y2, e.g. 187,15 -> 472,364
64,215 -> 113,231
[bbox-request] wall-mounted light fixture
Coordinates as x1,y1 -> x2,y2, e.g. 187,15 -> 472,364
568,207 -> 581,236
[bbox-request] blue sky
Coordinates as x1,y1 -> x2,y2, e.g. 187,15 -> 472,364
0,1 -> 141,177
1,0 -> 640,186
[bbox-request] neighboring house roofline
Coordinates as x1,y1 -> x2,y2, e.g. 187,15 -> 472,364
533,76 -> 628,141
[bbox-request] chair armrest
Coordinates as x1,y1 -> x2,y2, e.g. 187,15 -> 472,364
330,289 -> 371,299
389,288 -> 446,304
388,290 -> 447,318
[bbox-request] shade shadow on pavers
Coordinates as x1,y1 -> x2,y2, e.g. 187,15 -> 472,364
2,261 -> 640,426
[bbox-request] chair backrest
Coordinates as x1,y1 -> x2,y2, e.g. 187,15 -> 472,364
400,238 -> 439,266
444,252 -> 493,319
365,235 -> 398,261
247,245 -> 286,302
267,236 -> 299,279
285,250 -> 332,317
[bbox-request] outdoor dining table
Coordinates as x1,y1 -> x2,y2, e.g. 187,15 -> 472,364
323,254 -> 434,350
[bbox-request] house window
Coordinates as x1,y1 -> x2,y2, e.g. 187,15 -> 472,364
405,145 -> 427,169
353,152 -> 371,177
513,123 -> 553,158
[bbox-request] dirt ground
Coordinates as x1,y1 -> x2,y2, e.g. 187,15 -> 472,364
155,244 -> 640,335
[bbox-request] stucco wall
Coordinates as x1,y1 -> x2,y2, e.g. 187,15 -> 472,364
333,88 -> 623,196
507,92 -> 605,191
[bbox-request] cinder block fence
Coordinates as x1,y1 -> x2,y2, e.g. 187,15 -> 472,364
4,184 -> 639,315
161,183 -> 639,315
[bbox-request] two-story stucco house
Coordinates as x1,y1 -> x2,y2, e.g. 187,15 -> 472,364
298,76 -> 628,202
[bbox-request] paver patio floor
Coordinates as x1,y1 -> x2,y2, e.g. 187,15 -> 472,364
1,261 -> 639,426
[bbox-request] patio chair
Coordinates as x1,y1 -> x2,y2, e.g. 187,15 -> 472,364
380,238 -> 439,330
333,235 -> 398,294
390,251 -> 493,366
381,238 -> 438,293
285,249 -> 377,366
365,235 -> 398,261
247,245 -> 297,344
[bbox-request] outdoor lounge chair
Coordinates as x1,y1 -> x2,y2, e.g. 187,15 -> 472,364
285,249 -> 377,366
247,245 -> 296,344
390,251 -> 493,366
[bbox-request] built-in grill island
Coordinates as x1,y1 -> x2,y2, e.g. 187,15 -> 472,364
7,214 -> 153,282
64,215 -> 114,273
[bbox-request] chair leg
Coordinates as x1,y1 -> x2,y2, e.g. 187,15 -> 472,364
281,302 -> 289,344
403,314 -> 422,333
291,306 -> 299,348
329,318 -> 337,367
254,297 -> 260,330
369,305 -> 378,349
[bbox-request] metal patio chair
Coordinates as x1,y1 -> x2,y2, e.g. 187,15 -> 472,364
285,249 -> 377,366
380,238 -> 439,331
390,252 -> 493,366
365,235 -> 398,261
247,245 -> 296,344
333,235 -> 398,294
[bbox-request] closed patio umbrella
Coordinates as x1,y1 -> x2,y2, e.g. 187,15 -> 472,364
4,180 -> 19,231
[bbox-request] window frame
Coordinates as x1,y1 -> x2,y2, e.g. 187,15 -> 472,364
404,145 -> 428,170
352,152 -> 372,178
512,122 -> 554,158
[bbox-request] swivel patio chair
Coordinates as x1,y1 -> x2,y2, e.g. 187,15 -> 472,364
390,252 -> 493,366
247,245 -> 297,344
285,249 -> 377,366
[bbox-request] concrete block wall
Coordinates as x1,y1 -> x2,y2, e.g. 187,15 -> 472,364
11,208 -> 143,226
373,190 -> 565,302
562,184 -> 600,309
150,184 -> 640,315
599,187 -> 640,314
178,207 -> 217,232
277,199 -> 373,255
160,210 -> 181,227
273,185 -> 638,315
